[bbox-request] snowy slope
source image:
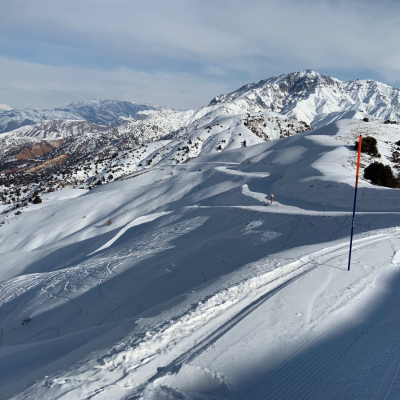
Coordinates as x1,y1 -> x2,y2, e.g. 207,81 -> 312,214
1,119 -> 400,399
150,112 -> 309,167
2,119 -> 109,142
114,108 -> 197,143
0,110 -> 309,206
0,131 -> 41,149
117,111 -> 309,169
0,108 -> 82,134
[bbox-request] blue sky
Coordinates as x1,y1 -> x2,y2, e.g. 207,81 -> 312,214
1,0 -> 400,109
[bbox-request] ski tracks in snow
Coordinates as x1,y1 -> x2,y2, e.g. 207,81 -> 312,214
378,351 -> 400,400
0,217 -> 206,330
8,228 -> 400,399
240,271 -> 400,400
305,268 -> 333,325
59,228 -> 400,399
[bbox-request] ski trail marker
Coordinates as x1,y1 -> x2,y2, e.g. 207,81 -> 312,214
348,135 -> 362,271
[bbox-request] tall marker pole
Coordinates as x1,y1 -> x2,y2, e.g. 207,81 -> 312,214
348,135 -> 362,271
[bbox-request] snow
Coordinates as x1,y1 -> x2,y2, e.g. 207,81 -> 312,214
0,108 -> 82,134
0,104 -> 12,111
90,211 -> 172,255
1,70 -> 399,156
210,70 -> 400,128
1,118 -> 400,399
5,119 -> 108,141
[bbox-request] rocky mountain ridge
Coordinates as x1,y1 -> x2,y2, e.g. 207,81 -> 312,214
209,70 -> 400,127
0,100 -> 169,134
2,70 -> 400,144
5,119 -> 109,141
56,99 -> 174,126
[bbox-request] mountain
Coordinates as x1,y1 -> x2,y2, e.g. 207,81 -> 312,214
0,100 -> 171,134
114,108 -> 197,143
112,69 -> 400,143
3,119 -> 109,141
0,104 -> 12,111
0,120 -> 110,167
0,107 -> 81,134
0,111 -> 310,201
56,99 -> 174,126
2,70 -> 399,140
209,69 -> 400,128
1,118 -> 400,399
112,92 -> 313,147
2,70 -> 400,205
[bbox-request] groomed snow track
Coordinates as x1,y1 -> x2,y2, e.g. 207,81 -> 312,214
241,270 -> 400,399
126,229 -> 400,399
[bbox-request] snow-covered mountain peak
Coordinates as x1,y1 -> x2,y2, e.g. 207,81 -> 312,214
209,69 -> 338,105
0,100 -> 175,134
57,99 -> 174,126
0,104 -> 13,111
63,99 -> 157,109
209,70 -> 400,128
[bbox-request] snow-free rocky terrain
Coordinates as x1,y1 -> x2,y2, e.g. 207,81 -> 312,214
1,70 -> 400,399
1,115 -> 400,399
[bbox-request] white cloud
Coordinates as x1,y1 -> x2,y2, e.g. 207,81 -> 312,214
0,57 -> 228,109
1,0 -> 400,108
203,66 -> 226,76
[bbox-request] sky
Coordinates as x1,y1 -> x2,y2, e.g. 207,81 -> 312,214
1,0 -> 400,110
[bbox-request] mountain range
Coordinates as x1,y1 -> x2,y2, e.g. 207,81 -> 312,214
209,69 -> 400,127
0,70 -> 399,207
0,100 -> 171,134
2,70 -> 400,137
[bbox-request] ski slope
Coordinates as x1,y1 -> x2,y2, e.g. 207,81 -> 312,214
1,119 -> 400,399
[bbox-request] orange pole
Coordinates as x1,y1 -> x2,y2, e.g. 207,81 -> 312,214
355,135 -> 362,187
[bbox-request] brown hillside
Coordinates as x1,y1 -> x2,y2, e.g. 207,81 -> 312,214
17,140 -> 64,160
25,155 -> 68,173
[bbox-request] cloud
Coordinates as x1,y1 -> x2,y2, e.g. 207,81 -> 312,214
0,57 -> 228,109
1,0 -> 400,108
203,66 -> 227,76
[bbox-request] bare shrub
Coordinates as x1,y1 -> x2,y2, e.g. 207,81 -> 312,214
364,162 -> 399,188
